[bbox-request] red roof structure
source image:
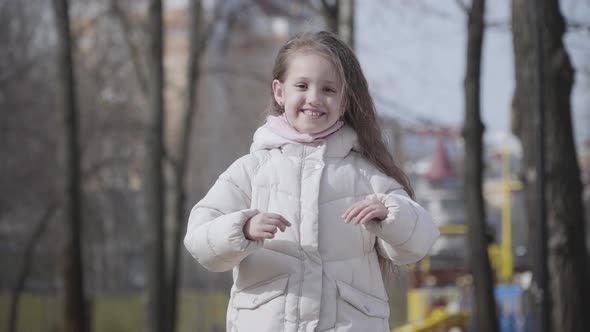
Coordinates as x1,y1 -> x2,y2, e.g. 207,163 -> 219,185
427,141 -> 455,180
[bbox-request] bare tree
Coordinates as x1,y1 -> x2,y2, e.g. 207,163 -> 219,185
338,0 -> 354,47
52,0 -> 89,331
108,0 -> 148,97
319,0 -> 338,33
144,0 -> 166,331
8,203 -> 57,332
511,0 -> 590,331
165,1 -> 213,330
460,0 -> 499,331
317,0 -> 354,47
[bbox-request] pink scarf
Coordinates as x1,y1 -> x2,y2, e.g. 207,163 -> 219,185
264,114 -> 344,143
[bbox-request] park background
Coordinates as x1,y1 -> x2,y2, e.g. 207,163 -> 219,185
1,0 -> 589,331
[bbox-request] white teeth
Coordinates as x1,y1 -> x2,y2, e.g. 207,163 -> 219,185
302,110 -> 323,117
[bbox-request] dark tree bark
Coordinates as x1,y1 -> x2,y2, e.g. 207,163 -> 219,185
512,1 -> 590,331
338,0 -> 354,48
52,0 -> 89,331
8,203 -> 57,332
144,0 -> 166,331
320,0 -> 338,34
164,1 -> 208,331
319,0 -> 354,48
510,0 -> 538,271
462,0 -> 499,331
109,0 -> 148,97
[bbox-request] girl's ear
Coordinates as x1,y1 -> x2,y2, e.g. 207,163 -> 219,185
272,79 -> 284,107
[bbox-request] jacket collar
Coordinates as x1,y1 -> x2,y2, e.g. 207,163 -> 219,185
250,125 -> 360,158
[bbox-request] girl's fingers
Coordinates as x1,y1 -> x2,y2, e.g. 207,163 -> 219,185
343,200 -> 371,223
352,206 -> 373,224
261,231 -> 275,239
342,207 -> 352,219
277,215 -> 291,227
343,201 -> 366,219
343,204 -> 359,222
261,225 -> 278,234
266,218 -> 286,232
266,213 -> 292,227
345,207 -> 363,223
343,201 -> 388,225
354,204 -> 378,223
359,210 -> 384,224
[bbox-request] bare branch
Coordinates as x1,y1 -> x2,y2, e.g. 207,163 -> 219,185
567,21 -> 590,32
8,202 -> 58,332
486,20 -> 510,30
203,65 -> 268,84
71,7 -> 110,39
81,156 -> 133,181
109,0 -> 148,97
454,0 -> 470,15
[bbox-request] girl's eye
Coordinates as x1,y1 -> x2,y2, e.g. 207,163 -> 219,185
295,83 -> 307,89
323,87 -> 336,93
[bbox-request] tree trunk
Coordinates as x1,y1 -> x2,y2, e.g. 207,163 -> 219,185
8,203 -> 57,332
320,0 -> 354,48
144,0 -> 166,331
164,1 -> 206,331
338,0 -> 354,48
535,0 -> 590,332
542,1 -> 590,329
510,0 -> 537,274
320,0 -> 338,34
52,1 -> 88,331
511,0 -> 548,329
463,1 -> 499,331
512,0 -> 590,331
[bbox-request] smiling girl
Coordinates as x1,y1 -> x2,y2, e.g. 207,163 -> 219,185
184,31 -> 439,332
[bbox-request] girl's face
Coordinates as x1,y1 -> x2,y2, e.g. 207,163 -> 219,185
272,52 -> 343,134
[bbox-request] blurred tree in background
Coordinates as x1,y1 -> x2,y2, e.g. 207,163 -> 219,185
52,0 -> 89,331
460,0 -> 499,331
511,0 -> 590,331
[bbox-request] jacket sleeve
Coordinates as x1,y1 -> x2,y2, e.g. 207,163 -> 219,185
363,188 -> 440,265
184,155 -> 263,272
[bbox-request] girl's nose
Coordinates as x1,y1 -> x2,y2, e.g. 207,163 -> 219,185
307,89 -> 321,105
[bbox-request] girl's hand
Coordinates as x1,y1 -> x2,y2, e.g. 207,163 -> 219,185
342,199 -> 388,225
243,212 -> 291,241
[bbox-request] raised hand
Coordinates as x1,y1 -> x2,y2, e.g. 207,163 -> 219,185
243,212 -> 291,241
342,199 -> 388,225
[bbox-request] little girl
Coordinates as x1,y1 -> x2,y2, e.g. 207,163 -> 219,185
184,31 -> 439,332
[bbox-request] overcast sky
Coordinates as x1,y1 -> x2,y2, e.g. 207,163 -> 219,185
357,0 -> 590,145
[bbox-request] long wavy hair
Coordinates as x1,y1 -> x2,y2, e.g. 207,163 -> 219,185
268,31 -> 414,276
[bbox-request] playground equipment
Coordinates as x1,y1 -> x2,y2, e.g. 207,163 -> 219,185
397,143 -> 531,332
392,307 -> 470,332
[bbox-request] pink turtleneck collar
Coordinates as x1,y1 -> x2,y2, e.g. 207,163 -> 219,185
263,113 -> 344,143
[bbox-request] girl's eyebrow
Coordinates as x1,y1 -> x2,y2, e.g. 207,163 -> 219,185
293,77 -> 338,85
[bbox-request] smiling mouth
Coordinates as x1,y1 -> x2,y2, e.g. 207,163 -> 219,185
301,110 -> 325,118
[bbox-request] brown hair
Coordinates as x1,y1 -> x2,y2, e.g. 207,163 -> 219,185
269,31 -> 415,277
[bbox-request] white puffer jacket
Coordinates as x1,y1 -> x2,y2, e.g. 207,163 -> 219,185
184,125 -> 439,332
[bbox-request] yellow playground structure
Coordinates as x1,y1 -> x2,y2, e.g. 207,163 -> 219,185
393,146 -> 527,332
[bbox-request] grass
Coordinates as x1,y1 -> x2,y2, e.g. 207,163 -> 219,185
0,290 -> 229,332
1,289 -> 406,331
